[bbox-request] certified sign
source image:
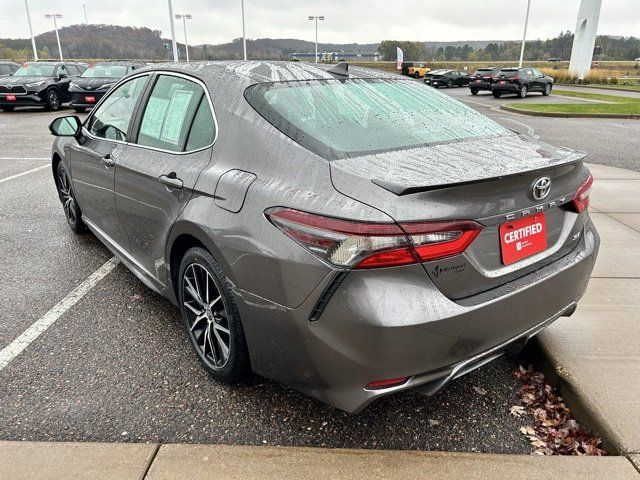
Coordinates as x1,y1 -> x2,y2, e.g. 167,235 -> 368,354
499,213 -> 548,265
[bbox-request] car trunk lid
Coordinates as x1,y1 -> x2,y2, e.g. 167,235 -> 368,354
330,133 -> 590,299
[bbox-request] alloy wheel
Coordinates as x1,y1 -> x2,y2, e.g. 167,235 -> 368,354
57,165 -> 78,226
48,91 -> 60,110
519,85 -> 528,98
182,263 -> 231,369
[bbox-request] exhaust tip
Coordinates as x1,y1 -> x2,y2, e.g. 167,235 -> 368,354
562,304 -> 577,318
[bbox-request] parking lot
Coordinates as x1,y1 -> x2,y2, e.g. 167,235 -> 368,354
0,89 -> 638,453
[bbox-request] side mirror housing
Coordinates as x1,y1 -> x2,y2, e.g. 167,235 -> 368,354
58,72 -> 68,79
49,116 -> 82,138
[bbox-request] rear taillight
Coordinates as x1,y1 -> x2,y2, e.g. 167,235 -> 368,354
572,174 -> 593,213
266,208 -> 482,269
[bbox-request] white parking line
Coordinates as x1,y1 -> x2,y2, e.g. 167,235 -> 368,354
0,157 -> 50,160
0,257 -> 120,371
0,165 -> 49,184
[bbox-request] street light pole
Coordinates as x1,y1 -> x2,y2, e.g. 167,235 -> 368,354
308,15 -> 324,63
175,14 -> 192,63
519,0 -> 532,68
82,3 -> 88,24
241,0 -> 247,61
45,13 -> 64,61
167,0 -> 179,62
24,0 -> 38,61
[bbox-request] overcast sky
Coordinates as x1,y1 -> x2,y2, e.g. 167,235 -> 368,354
2,0 -> 638,46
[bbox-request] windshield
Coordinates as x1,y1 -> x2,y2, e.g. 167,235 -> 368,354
13,64 -> 56,77
81,65 -> 128,78
245,78 -> 507,159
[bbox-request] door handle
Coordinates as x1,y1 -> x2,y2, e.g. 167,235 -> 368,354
102,154 -> 115,168
159,172 -> 183,190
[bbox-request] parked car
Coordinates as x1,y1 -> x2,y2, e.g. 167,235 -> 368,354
69,61 -> 145,112
468,67 -> 500,95
0,61 -> 20,77
401,62 -> 431,78
424,69 -> 470,88
492,67 -> 553,98
547,57 -> 563,62
48,61 -> 599,413
0,61 -> 86,111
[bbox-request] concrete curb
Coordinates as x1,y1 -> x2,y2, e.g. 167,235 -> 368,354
499,104 -> 640,119
556,83 -> 640,94
1,441 -> 640,480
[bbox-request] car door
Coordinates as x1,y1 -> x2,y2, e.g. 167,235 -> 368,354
459,71 -> 470,86
69,74 -> 151,250
114,72 -> 216,284
524,69 -> 537,90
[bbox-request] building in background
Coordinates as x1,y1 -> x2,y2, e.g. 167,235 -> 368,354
291,51 -> 379,62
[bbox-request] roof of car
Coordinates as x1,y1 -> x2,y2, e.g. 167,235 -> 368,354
93,60 -> 145,67
138,60 -> 399,85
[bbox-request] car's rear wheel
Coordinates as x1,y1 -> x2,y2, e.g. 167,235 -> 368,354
446,80 -> 453,88
470,88 -> 479,95
0,106 -> 15,112
46,89 -> 61,111
178,247 -> 250,383
56,162 -> 86,233
492,91 -> 502,98
413,72 -> 420,79
542,83 -> 552,96
518,85 -> 528,98
73,106 -> 87,113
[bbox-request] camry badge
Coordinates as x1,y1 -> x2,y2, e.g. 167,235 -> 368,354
532,177 -> 551,200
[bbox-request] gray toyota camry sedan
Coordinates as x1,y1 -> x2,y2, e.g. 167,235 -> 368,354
49,61 -> 599,413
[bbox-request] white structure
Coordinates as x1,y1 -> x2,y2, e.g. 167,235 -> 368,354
569,0 -> 602,80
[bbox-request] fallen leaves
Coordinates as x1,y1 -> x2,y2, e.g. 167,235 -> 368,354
473,386 -> 487,396
513,365 -> 607,456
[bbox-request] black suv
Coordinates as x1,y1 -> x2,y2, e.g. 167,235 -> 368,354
491,67 -> 553,98
468,67 -> 500,95
69,61 -> 145,112
424,70 -> 470,88
0,62 -> 20,77
0,61 -> 86,112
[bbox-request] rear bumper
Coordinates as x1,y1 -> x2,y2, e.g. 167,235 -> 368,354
492,83 -> 520,93
469,80 -> 492,91
236,216 -> 599,413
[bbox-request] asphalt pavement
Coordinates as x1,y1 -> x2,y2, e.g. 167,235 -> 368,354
0,90 -> 637,452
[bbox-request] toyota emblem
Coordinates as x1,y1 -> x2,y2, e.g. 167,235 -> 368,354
532,177 -> 551,200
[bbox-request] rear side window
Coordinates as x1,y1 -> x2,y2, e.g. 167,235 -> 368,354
245,78 -> 507,160
137,75 -> 205,152
185,99 -> 216,151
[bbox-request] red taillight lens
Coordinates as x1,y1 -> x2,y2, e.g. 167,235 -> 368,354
572,174 -> 593,213
266,208 -> 482,269
402,221 -> 483,262
366,376 -> 410,389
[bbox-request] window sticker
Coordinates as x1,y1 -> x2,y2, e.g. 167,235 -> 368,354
160,89 -> 194,145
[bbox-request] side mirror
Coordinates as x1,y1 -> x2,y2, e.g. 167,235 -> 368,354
49,116 -> 82,137
58,72 -> 68,79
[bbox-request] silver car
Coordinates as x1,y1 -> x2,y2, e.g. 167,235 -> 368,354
49,61 -> 599,413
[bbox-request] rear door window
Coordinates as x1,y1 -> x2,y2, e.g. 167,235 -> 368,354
136,75 -> 206,152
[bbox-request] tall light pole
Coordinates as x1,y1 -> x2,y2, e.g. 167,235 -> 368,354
518,0 -> 532,68
24,0 -> 38,61
175,14 -> 192,62
82,3 -> 88,24
167,0 -> 179,62
45,13 -> 64,61
308,15 -> 324,63
241,0 -> 247,61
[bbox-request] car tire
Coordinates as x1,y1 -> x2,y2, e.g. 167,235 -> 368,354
178,247 -> 250,384
73,106 -> 87,113
492,91 -> 502,98
542,83 -> 552,96
0,106 -> 15,112
55,162 -> 86,234
46,89 -> 61,111
413,72 -> 420,79
470,88 -> 479,95
518,85 -> 528,98
447,80 -> 453,88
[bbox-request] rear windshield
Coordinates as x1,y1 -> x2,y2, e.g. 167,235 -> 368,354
245,78 -> 507,159
474,69 -> 495,75
498,70 -> 520,77
81,65 -> 128,78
